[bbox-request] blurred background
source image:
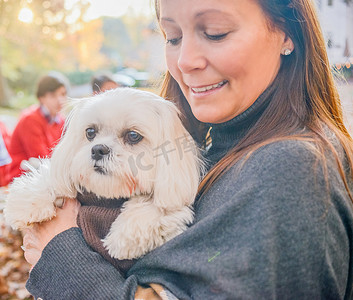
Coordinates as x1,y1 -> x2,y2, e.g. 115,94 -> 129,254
0,0 -> 165,124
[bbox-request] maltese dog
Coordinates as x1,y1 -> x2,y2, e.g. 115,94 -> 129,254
4,88 -> 201,261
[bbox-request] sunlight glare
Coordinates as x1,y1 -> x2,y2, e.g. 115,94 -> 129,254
66,0 -> 153,21
18,7 -> 34,23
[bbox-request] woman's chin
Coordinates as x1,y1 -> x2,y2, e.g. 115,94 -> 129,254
192,109 -> 234,124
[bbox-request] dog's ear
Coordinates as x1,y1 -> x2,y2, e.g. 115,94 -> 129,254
152,100 -> 201,209
50,98 -> 87,197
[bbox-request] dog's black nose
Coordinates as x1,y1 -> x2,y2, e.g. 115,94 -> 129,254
91,144 -> 111,161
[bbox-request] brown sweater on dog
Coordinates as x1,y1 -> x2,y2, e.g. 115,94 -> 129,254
76,191 -> 135,275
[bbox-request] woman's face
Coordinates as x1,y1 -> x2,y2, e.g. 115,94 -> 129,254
159,0 -> 292,123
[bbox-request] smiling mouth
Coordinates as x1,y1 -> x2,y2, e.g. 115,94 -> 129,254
191,80 -> 228,93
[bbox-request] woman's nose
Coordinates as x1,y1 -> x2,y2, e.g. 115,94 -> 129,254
177,38 -> 207,73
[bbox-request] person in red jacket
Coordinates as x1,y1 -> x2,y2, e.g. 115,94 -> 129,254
5,73 -> 68,184
0,121 -> 12,186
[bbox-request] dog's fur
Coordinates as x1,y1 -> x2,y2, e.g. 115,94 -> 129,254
4,88 -> 201,260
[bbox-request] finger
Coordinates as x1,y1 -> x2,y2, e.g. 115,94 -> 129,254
23,231 -> 39,250
22,224 -> 37,235
54,197 -> 65,208
56,197 -> 80,220
22,228 -> 33,245
56,197 -> 79,212
64,197 -> 80,209
24,248 -> 42,266
23,225 -> 43,246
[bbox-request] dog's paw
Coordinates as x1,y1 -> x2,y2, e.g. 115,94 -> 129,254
102,215 -> 150,260
4,197 -> 57,229
102,202 -> 194,260
4,161 -> 58,229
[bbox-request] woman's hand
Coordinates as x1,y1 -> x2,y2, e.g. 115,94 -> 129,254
22,198 -> 80,266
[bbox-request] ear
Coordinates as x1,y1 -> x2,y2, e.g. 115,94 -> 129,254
152,101 -> 201,210
281,35 -> 294,55
50,98 -> 87,197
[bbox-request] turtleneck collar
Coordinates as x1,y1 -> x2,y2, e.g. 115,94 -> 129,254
205,89 -> 272,167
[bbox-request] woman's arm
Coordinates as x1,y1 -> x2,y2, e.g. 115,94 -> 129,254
23,199 -> 138,300
129,140 -> 353,299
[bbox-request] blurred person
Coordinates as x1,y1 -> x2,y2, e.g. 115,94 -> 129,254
91,73 -> 119,94
5,73 -> 68,185
0,121 -> 11,186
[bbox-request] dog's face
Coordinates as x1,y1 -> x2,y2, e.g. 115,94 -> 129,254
51,88 -> 200,208
67,89 -> 161,198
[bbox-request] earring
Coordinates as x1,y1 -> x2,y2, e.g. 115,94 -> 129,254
283,49 -> 292,56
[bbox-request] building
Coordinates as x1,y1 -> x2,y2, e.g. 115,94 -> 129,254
315,0 -> 353,66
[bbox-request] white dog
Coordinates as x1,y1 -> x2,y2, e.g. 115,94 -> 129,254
4,88 -> 201,260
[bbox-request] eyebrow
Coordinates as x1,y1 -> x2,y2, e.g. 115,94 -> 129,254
161,8 -> 233,24
195,9 -> 231,18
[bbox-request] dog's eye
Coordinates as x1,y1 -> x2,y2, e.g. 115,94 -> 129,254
125,131 -> 143,145
86,128 -> 96,141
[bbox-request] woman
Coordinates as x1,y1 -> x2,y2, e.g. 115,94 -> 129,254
23,0 -> 353,299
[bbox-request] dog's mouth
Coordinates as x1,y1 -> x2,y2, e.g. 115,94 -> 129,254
94,165 -> 107,175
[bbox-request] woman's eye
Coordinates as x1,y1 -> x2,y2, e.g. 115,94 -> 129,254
166,37 -> 182,46
125,131 -> 143,145
205,32 -> 229,41
86,127 -> 96,141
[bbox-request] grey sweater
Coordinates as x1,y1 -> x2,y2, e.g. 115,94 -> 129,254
26,94 -> 353,299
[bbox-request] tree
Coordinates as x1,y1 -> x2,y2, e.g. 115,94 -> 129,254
0,47 -> 11,106
101,17 -> 133,68
0,0 -> 91,106
68,19 -> 107,71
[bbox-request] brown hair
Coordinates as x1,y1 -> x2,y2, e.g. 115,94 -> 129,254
91,74 -> 116,93
36,73 -> 67,98
155,0 -> 353,199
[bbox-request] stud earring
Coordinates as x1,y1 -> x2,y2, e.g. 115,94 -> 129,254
283,49 -> 292,56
